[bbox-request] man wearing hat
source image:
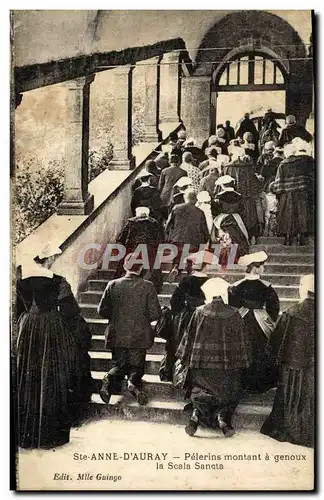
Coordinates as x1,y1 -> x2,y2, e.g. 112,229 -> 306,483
177,277 -> 252,437
158,154 -> 187,208
228,251 -> 280,393
98,253 -> 161,405
261,274 -> 315,448
165,189 -> 210,282
278,115 -> 312,147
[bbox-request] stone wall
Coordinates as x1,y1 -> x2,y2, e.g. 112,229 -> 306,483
51,175 -> 133,296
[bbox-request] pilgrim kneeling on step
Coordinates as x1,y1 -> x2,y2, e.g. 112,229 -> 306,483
98,254 -> 161,406
228,251 -> 280,394
176,277 -> 252,437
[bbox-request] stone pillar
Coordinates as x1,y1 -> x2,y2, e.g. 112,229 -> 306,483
159,51 -> 180,123
109,65 -> 135,170
142,56 -> 162,142
181,75 -> 211,148
57,75 -> 94,216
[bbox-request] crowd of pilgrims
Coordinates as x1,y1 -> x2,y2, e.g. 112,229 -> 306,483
15,110 -> 315,452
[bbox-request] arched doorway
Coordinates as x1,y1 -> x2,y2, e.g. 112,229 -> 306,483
210,50 -> 287,135
181,10 -> 313,147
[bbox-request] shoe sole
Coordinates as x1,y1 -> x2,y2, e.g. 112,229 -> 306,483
137,393 -> 149,406
99,389 -> 111,404
128,388 -> 149,406
223,427 -> 236,438
185,424 -> 197,436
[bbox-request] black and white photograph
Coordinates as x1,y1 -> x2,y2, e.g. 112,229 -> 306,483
10,8 -> 315,491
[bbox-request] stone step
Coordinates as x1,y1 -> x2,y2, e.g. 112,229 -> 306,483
91,334 -> 166,354
250,245 -> 314,254
90,351 -> 163,375
80,296 -> 299,319
161,283 -> 300,298
81,282 -> 301,305
258,237 -> 286,245
266,254 -> 313,264
202,263 -> 313,274
87,272 -> 305,293
94,263 -> 313,281
87,393 -> 273,428
90,372 -> 276,406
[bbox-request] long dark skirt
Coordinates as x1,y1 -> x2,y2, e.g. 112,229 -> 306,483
17,311 -> 77,449
220,216 -> 249,260
159,307 -> 196,382
241,197 -> 259,238
243,312 -> 278,394
277,191 -> 309,236
191,368 -> 243,427
260,366 -> 314,448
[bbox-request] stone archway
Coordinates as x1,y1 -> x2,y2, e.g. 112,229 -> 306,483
181,10 -> 313,147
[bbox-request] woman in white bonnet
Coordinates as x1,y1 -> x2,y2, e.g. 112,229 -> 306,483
16,243 -> 91,448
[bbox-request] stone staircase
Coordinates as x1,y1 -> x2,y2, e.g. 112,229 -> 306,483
78,238 -> 314,429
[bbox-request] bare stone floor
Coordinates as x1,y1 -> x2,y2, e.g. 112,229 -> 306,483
17,417 -> 314,491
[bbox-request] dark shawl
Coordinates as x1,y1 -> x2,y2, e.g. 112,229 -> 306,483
177,298 -> 252,371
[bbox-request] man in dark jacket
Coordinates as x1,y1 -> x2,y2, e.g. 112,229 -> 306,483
165,190 -> 210,247
224,120 -> 235,143
158,154 -> 186,207
98,256 -> 161,405
165,189 -> 210,282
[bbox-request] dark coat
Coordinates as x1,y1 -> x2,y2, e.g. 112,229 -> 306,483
224,160 -> 263,237
236,118 -> 259,142
158,165 -> 187,206
261,296 -> 315,448
98,274 -> 161,349
131,185 -> 164,221
278,124 -> 313,147
199,169 -> 220,197
165,202 -> 210,245
224,125 -> 235,142
259,156 -> 282,192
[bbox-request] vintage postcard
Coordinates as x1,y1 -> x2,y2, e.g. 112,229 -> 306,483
11,9 -> 315,491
